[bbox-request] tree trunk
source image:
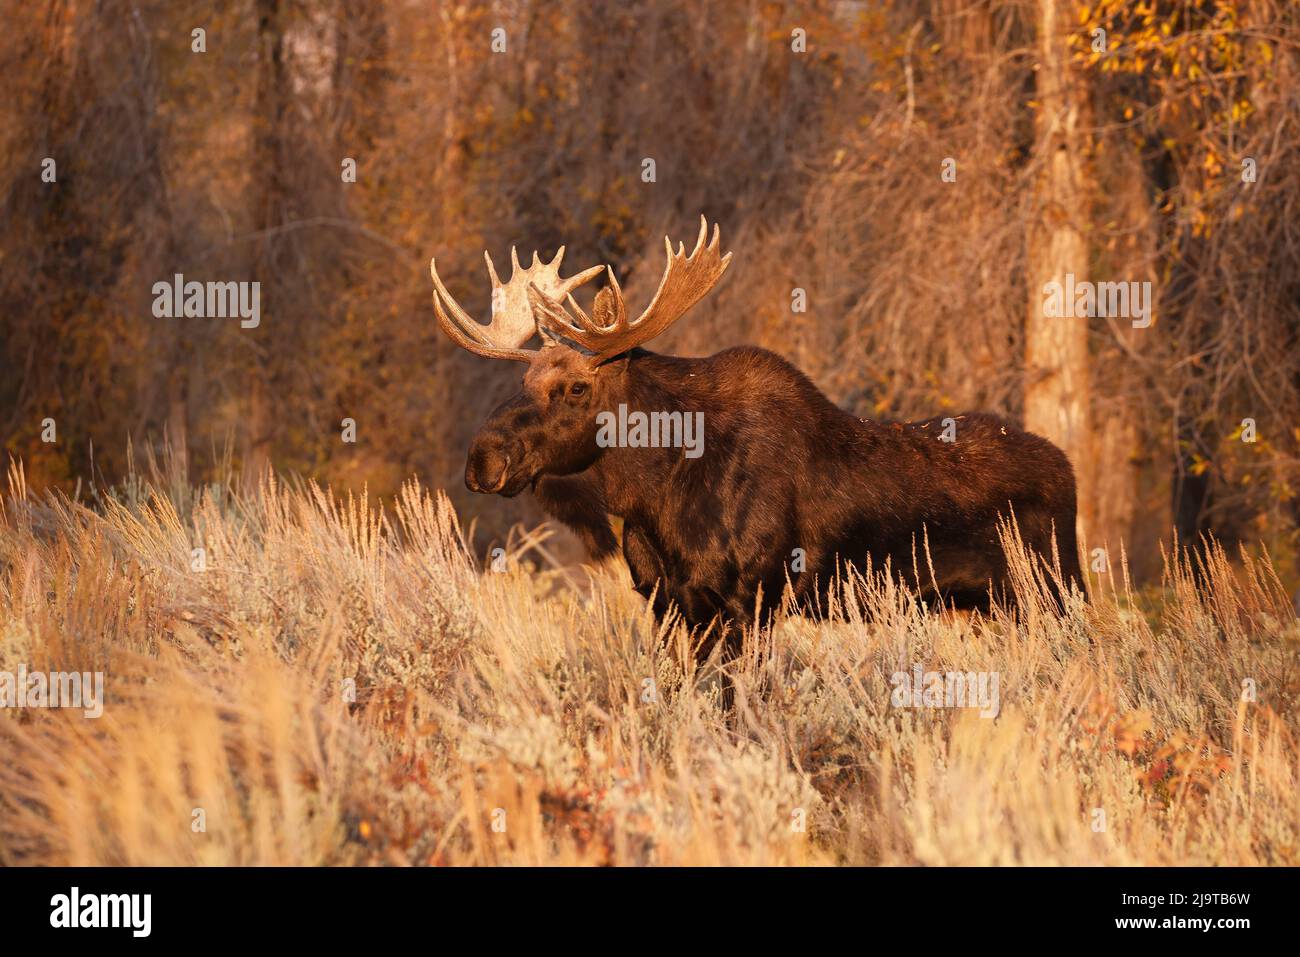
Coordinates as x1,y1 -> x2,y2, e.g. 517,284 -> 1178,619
1092,139 -> 1164,578
245,0 -> 287,487
1025,0 -> 1093,546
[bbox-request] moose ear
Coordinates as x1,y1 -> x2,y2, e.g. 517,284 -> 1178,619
587,286 -> 632,372
591,286 -> 620,329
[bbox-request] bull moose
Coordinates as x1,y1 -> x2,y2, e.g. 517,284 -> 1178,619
431,217 -> 1084,644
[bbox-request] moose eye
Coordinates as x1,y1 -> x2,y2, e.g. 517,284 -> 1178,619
569,382 -> 588,398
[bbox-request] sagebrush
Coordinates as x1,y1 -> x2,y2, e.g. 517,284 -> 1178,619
0,460 -> 1296,865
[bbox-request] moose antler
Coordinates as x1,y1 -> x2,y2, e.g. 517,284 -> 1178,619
531,216 -> 732,364
430,246 -> 603,362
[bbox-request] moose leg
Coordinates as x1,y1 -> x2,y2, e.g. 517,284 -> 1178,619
622,522 -> 672,620
624,526 -> 741,710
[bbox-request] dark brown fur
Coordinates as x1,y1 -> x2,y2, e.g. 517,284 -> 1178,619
465,344 -> 1085,640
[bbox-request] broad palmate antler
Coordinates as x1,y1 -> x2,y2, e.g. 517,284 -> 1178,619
430,246 -> 603,362
529,216 -> 732,364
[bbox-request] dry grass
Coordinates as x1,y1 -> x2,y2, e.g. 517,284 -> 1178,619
0,458 -> 1296,867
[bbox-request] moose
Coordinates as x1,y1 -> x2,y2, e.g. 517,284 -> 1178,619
431,217 -> 1084,646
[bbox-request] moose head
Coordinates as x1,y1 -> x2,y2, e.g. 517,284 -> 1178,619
430,217 -> 731,496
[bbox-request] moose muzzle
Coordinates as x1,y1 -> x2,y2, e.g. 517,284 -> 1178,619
465,441 -> 511,494
465,432 -> 538,496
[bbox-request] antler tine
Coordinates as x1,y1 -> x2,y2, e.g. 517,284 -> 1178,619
563,292 -> 591,328
542,216 -> 731,364
551,290 -> 601,338
527,284 -> 583,344
557,262 -> 605,297
483,250 -> 502,289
